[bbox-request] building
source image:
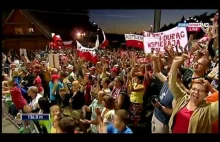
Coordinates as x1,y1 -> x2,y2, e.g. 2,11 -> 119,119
2,9 -> 94,53
3,9 -> 51,53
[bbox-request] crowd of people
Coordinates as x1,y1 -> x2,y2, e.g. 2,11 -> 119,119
2,19 -> 219,133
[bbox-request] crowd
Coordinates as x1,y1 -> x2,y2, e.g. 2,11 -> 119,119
2,16 -> 219,133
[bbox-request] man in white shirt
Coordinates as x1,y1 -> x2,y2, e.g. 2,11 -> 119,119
27,86 -> 42,112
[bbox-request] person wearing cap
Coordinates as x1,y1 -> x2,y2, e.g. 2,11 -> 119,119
66,64 -> 75,81
49,74 -> 64,105
33,75 -> 44,96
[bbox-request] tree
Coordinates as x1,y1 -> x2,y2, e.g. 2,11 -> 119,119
180,16 -> 185,22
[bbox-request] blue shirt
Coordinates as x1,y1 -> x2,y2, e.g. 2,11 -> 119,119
107,124 -> 133,134
154,82 -> 173,125
49,81 -> 63,101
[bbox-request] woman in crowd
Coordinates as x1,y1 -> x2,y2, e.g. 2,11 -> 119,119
96,95 -> 115,133
80,90 -> 105,133
101,77 -> 111,95
168,55 -> 218,133
111,76 -> 130,110
127,74 -> 145,128
69,80 -> 85,120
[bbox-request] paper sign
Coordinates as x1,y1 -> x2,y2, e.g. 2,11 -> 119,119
49,54 -> 60,68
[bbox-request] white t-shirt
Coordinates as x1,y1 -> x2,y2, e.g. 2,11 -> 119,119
101,108 -> 115,124
29,93 -> 42,111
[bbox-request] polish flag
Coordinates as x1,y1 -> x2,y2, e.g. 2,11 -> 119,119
100,30 -> 109,49
63,41 -> 73,48
124,34 -> 144,49
76,36 -> 99,64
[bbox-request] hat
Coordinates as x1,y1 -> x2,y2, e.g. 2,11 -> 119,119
51,74 -> 60,81
110,67 -> 119,74
34,76 -> 42,84
66,64 -> 73,70
89,66 -> 96,71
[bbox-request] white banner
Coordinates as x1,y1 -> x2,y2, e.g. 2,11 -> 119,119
143,27 -> 188,53
125,34 -> 144,41
76,40 -> 97,56
20,49 -> 27,56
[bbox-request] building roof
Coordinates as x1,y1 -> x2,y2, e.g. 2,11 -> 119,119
4,9 -> 93,40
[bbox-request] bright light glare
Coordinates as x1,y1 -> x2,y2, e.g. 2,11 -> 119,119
76,33 -> 81,37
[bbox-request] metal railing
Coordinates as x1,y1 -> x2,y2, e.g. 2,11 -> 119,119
2,99 -> 39,133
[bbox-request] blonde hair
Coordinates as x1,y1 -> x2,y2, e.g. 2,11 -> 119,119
12,70 -> 19,77
50,105 -> 60,112
2,81 -> 8,87
7,78 -> 16,87
28,86 -> 39,93
59,88 -> 66,92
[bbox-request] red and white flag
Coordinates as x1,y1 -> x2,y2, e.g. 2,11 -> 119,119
100,30 -> 109,49
63,41 -> 73,48
76,36 -> 99,64
124,34 -> 144,49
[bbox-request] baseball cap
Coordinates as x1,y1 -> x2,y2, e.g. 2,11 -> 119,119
110,67 -> 119,74
66,64 -> 73,70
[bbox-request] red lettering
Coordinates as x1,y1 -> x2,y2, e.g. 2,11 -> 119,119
167,41 -> 172,47
164,35 -> 168,40
160,41 -> 163,47
176,40 -> 181,46
155,48 -> 160,53
171,34 -> 175,40
176,33 -> 181,39
164,41 -> 167,47
171,40 -> 175,46
180,31 -> 185,38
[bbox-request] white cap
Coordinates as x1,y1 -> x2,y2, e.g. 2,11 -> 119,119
66,64 -> 73,70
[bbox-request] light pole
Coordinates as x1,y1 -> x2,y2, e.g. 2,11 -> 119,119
153,9 -> 161,32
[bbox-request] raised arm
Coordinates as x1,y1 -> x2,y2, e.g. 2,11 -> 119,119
168,55 -> 188,101
152,54 -> 167,83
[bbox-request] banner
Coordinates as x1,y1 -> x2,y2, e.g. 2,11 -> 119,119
76,37 -> 99,63
20,49 -> 27,56
143,27 -> 188,53
49,54 -> 60,68
137,57 -> 152,64
63,41 -> 73,48
124,34 -> 144,49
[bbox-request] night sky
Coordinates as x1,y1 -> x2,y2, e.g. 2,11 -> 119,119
89,9 -> 217,34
